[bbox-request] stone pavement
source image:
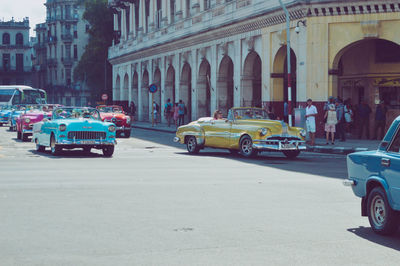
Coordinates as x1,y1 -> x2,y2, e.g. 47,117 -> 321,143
132,121 -> 381,155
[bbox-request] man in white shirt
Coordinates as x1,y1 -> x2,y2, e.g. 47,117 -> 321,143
305,98 -> 318,146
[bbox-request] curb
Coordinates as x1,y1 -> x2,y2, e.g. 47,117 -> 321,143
132,124 -> 176,134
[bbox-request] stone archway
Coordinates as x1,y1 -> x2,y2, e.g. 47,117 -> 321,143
180,63 -> 192,121
242,51 -> 262,107
197,59 -> 211,117
217,55 -> 234,116
332,38 -> 400,137
114,75 -> 121,102
165,66 -> 175,104
131,71 -> 139,110
141,70 -> 149,121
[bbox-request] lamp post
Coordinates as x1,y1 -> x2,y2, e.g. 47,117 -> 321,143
278,0 -> 292,126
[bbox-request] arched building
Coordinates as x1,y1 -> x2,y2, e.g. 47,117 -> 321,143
108,0 -> 400,136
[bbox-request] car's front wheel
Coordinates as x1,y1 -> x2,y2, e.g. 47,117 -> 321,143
35,139 -> 45,152
240,136 -> 256,158
367,187 -> 399,235
282,150 -> 300,159
50,135 -> 61,155
102,145 -> 114,157
186,136 -> 200,154
124,130 -> 131,138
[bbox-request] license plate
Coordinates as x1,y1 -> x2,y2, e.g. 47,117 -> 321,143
81,141 -> 96,144
281,143 -> 295,149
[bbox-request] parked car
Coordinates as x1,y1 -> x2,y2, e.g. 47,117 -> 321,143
174,107 -> 307,158
0,106 -> 13,126
344,115 -> 400,235
9,105 -> 26,131
96,105 -> 131,138
16,105 -> 52,141
32,107 -> 117,157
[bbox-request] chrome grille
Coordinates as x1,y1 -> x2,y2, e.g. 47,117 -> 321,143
267,136 -> 301,141
67,131 -> 106,140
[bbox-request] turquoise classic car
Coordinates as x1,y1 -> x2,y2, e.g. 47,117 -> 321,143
32,107 -> 117,157
0,106 -> 12,126
344,115 -> 400,235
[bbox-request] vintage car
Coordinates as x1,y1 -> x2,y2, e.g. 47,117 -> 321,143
96,105 -> 131,138
174,107 -> 307,158
16,105 -> 52,141
9,105 -> 27,131
32,107 -> 117,157
0,106 -> 12,126
344,116 -> 400,235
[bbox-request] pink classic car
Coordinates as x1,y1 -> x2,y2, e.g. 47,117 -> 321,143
16,105 -> 57,141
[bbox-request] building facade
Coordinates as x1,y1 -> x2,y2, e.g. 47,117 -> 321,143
108,0 -> 400,136
0,18 -> 33,86
34,0 -> 91,106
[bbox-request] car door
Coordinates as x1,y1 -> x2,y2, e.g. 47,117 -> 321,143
203,119 -> 231,148
381,124 -> 400,208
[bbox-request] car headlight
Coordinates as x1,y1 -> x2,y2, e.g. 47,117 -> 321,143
108,125 -> 116,132
59,124 -> 67,131
260,128 -> 269,136
300,129 -> 306,137
25,118 -> 31,123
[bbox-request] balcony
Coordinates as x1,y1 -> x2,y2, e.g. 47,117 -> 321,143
61,57 -> 74,67
61,34 -> 73,42
0,44 -> 31,50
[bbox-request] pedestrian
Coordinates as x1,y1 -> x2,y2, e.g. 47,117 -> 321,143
344,102 -> 353,133
267,105 -> 276,120
373,100 -> 388,140
324,104 -> 337,145
305,98 -> 318,146
335,99 -> 346,141
178,100 -> 185,126
164,98 -> 173,127
283,101 -> 288,123
129,101 -> 136,118
173,103 -> 180,128
152,101 -> 158,126
357,100 -> 371,139
323,96 -> 335,111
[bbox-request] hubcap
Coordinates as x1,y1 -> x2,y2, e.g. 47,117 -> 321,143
241,139 -> 252,155
188,138 -> 196,151
371,195 -> 386,227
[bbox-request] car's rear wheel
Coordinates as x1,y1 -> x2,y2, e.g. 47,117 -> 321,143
240,136 -> 256,158
35,139 -> 45,152
50,134 -> 61,155
282,150 -> 300,159
102,145 -> 114,157
367,187 -> 399,235
186,136 -> 200,154
124,130 -> 131,138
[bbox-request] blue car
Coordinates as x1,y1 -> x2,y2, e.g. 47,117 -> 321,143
32,107 -> 117,157
344,116 -> 400,235
0,106 -> 12,126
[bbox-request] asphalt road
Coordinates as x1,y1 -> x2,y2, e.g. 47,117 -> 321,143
0,126 -> 399,265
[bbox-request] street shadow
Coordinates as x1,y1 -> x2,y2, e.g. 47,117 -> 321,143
347,226 -> 400,251
29,149 -> 106,159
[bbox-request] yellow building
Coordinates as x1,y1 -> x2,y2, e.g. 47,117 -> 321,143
109,0 -> 400,137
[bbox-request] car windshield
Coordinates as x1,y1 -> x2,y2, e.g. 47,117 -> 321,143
228,108 -> 270,120
98,106 -> 123,113
53,107 -> 101,120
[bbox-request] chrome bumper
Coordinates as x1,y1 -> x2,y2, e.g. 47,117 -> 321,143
343,179 -> 356,186
57,139 -> 117,145
252,140 -> 307,151
116,126 -> 130,131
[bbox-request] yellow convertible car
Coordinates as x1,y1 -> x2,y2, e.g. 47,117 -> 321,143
173,107 -> 307,158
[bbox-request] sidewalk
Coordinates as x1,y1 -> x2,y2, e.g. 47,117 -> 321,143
132,121 -> 381,155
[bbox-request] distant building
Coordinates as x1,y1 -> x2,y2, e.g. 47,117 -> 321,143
0,17 -> 33,86
33,0 -> 91,106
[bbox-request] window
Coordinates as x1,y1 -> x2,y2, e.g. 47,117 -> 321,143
186,0 -> 191,17
66,45 -> 71,59
16,33 -> 23,46
2,54 -> 10,71
66,68 -> 71,86
16,54 -> 24,71
2,33 -> 10,45
388,126 -> 400,153
204,0 -> 210,10
73,45 -> 78,59
380,87 -> 400,109
170,0 -> 176,23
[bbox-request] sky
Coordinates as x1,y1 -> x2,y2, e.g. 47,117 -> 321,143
2,0 -> 47,37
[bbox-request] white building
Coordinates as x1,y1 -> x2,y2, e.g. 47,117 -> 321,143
0,18 -> 33,86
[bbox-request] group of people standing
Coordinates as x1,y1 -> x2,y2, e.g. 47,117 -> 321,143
164,99 -> 186,128
304,96 -> 389,146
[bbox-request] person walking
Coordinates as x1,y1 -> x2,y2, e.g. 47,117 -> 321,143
324,104 -> 338,145
357,100 -> 371,139
335,99 -> 346,141
305,98 -> 318,146
152,101 -> 158,126
178,100 -> 185,126
129,101 -> 136,119
344,102 -> 353,133
173,103 -> 180,128
373,101 -> 388,140
283,101 -> 288,123
164,98 -> 173,127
